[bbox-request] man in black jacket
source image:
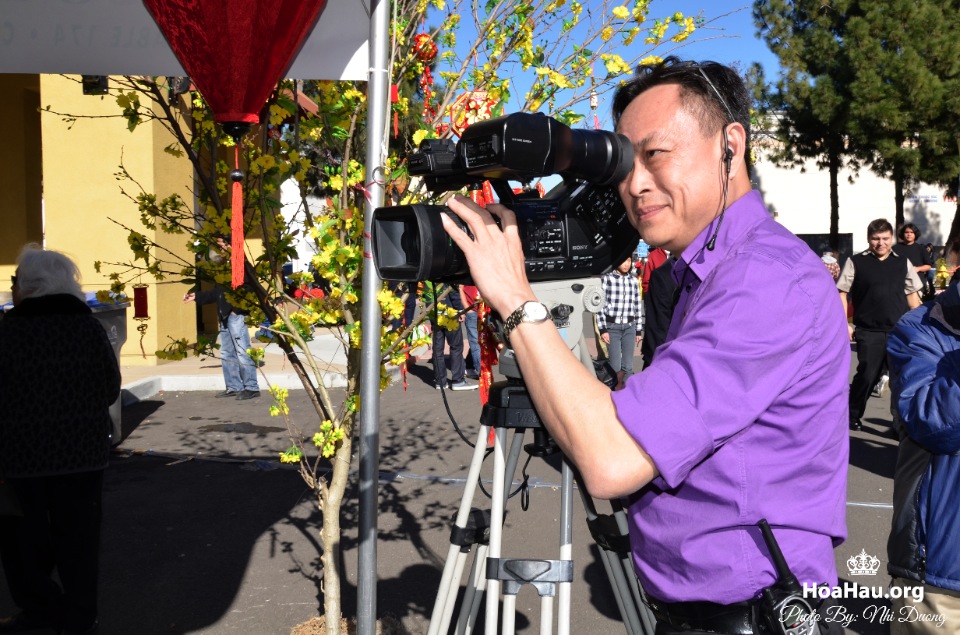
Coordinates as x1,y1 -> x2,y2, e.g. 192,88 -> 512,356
838,219 -> 922,431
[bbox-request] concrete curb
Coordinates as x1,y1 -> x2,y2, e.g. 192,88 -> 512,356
120,366 -> 404,403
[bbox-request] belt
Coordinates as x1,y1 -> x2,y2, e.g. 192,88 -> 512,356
646,597 -> 768,635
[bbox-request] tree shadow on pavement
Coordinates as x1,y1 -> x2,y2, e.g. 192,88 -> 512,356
95,454 -> 314,634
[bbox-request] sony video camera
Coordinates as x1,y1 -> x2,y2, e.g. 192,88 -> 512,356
371,112 -> 638,283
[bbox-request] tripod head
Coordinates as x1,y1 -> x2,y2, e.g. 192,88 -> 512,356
495,278 -> 604,381
481,278 -> 608,452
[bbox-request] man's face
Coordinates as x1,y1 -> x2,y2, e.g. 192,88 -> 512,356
616,83 -> 726,254
868,230 -> 894,258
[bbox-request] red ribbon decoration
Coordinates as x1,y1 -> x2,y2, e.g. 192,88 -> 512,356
231,146 -> 245,288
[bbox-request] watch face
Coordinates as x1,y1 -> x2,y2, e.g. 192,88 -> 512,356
524,302 -> 549,321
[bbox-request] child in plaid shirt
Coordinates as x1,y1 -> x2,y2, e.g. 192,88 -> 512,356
597,257 -> 643,381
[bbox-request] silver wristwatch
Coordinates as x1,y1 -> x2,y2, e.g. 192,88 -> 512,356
502,301 -> 551,344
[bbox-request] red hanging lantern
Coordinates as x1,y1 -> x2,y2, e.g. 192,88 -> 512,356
449,90 -> 498,137
143,0 -> 328,288
413,33 -> 438,64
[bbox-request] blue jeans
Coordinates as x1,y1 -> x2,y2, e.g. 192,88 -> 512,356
221,312 -> 258,392
464,311 -> 481,372
432,321 -> 465,385
605,322 -> 637,376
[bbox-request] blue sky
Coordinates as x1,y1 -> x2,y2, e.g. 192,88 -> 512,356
659,1 -> 780,78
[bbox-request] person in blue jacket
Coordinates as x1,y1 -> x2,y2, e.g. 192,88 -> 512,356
886,276 -> 960,632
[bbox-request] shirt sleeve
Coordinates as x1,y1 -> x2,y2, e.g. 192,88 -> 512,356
836,257 -> 856,292
888,310 -> 960,454
612,252 -> 818,488
904,261 -> 923,295
637,291 -> 644,334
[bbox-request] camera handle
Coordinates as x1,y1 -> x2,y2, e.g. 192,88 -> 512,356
427,279 -> 655,635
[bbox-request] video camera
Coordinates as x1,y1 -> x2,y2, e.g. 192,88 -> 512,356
371,112 -> 638,283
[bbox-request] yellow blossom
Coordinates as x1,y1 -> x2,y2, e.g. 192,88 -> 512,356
612,5 -> 629,19
412,129 -> 431,148
268,103 -> 290,126
601,26 -> 614,41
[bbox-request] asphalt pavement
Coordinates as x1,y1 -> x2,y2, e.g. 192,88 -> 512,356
0,345 -> 903,635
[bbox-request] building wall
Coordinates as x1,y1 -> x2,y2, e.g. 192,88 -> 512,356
40,74 -> 196,365
0,74 -> 43,304
753,156 -> 957,256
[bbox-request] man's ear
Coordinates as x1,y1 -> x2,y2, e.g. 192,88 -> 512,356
723,122 -> 748,179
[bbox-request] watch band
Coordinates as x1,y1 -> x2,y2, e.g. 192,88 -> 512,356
502,301 -> 549,344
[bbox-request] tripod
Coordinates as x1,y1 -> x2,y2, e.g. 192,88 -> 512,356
427,279 -> 657,635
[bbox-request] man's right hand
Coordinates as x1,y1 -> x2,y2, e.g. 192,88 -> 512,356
183,292 -> 195,303
600,332 -> 610,344
848,323 -> 855,341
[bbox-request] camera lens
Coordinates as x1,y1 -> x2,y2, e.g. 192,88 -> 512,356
372,205 -> 471,282
563,129 -> 633,186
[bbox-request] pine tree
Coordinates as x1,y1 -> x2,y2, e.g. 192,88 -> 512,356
754,0 -> 862,250
755,0 -> 960,246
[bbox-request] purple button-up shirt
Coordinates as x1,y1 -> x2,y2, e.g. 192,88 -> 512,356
611,190 -> 850,604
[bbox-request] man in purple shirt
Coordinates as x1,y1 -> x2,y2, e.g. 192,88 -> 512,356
441,57 -> 849,634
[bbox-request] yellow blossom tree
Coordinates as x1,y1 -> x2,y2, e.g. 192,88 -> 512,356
62,2 -> 731,632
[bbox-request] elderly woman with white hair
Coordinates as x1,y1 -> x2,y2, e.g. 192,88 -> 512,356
0,245 -> 120,635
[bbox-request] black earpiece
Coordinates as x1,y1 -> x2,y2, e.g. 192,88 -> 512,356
723,128 -> 733,173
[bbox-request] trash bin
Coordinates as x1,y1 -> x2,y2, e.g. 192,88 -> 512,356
87,293 -> 129,445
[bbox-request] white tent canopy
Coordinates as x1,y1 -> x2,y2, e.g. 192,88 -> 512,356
0,0 -> 368,79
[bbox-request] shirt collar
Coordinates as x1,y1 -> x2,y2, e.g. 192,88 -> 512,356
672,190 -> 768,286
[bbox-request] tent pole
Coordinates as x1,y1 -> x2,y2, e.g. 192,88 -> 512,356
358,0 -> 389,632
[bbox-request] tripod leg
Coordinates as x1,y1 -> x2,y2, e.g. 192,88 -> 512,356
437,549 -> 469,634
611,501 -> 657,635
484,426 -> 508,635
501,593 -> 518,635
540,595 -> 554,635
557,460 -> 574,635
578,474 -> 653,635
457,543 -> 488,635
428,424 -> 492,635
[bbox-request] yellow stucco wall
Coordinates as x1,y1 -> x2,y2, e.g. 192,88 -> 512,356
0,75 -> 43,305
40,74 -> 196,365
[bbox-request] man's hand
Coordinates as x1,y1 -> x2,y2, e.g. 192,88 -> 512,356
441,195 -> 535,317
636,334 -> 643,345
848,322 -> 855,341
183,292 -> 195,303
600,332 -> 610,344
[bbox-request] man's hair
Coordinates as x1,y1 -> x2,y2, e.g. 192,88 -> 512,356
611,56 -> 752,162
867,219 -> 894,237
897,222 -> 921,241
15,243 -> 85,301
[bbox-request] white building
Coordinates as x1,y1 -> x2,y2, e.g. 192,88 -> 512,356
752,154 -> 956,258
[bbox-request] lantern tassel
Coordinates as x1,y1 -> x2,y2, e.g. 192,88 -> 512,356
231,145 -> 244,289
